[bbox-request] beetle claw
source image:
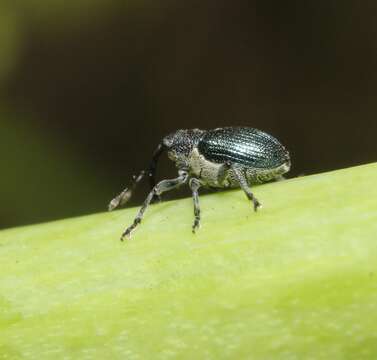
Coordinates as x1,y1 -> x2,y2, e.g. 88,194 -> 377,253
253,200 -> 262,211
121,229 -> 132,241
192,220 -> 201,233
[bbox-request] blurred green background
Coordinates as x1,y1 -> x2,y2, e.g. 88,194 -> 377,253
1,0 -> 376,229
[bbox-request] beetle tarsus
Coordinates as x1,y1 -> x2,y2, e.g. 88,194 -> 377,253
253,198 -> 261,211
231,164 -> 262,213
244,192 -> 261,212
192,219 -> 201,233
121,219 -> 140,241
120,232 -> 129,241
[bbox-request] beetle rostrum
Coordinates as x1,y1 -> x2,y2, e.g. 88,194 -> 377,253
109,127 -> 291,240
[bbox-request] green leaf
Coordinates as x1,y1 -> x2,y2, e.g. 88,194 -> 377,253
1,163 -> 376,359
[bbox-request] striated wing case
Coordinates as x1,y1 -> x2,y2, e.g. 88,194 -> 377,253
198,127 -> 289,169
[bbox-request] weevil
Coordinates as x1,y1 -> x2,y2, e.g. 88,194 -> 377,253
109,127 -> 291,240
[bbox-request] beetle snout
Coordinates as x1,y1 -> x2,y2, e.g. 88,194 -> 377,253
162,135 -> 174,149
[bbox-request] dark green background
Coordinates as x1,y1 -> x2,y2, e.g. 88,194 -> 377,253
1,0 -> 376,229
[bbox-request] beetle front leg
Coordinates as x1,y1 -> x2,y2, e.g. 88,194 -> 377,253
121,171 -> 188,240
231,165 -> 261,211
189,178 -> 201,233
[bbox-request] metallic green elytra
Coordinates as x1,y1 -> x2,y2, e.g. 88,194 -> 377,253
109,127 -> 291,239
198,127 -> 289,170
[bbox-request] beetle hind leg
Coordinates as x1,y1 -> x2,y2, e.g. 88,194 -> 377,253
231,165 -> 261,211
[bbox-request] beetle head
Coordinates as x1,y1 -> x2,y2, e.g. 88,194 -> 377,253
163,129 -> 205,162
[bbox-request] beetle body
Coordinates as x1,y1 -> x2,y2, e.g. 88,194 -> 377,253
165,127 -> 290,188
109,127 -> 290,239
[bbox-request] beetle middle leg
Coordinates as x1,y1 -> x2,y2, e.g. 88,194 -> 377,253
121,170 -> 188,240
189,178 -> 201,233
217,161 -> 232,185
231,165 -> 261,211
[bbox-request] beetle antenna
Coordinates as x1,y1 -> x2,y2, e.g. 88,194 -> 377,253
148,143 -> 164,191
108,143 -> 165,211
108,170 -> 145,211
